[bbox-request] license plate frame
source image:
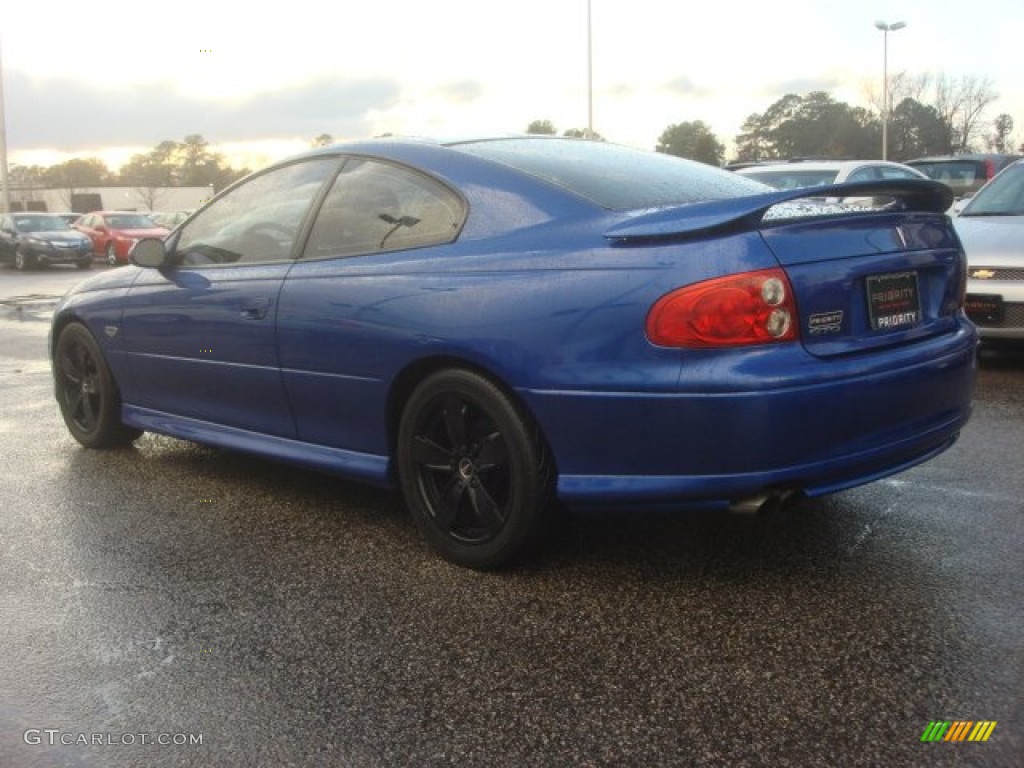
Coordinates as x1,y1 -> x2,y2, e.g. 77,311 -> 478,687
866,271 -> 921,331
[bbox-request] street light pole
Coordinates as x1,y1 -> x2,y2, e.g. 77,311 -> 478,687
874,20 -> 906,161
0,36 -> 11,214
586,0 -> 593,139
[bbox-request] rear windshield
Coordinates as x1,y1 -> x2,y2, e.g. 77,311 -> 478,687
450,138 -> 767,210
908,160 -> 984,183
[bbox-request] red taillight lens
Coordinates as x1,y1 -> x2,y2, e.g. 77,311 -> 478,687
984,159 -> 996,180
646,268 -> 799,347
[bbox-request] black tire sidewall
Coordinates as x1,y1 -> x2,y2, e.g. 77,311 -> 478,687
397,370 -> 551,569
54,323 -> 138,448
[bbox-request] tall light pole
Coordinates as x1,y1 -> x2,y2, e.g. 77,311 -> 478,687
586,0 -> 594,139
874,20 -> 906,161
0,36 -> 11,214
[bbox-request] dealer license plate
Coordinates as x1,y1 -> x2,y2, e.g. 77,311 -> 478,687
964,293 -> 1004,324
866,272 -> 921,331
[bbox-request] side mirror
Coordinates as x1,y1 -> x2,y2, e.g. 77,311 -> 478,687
130,238 -> 169,268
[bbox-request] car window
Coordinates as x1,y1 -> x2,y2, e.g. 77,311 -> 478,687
960,164 -> 1024,216
877,167 -> 922,180
846,168 -> 877,183
174,158 -> 338,266
453,138 -> 765,209
303,159 -> 465,259
742,170 -> 839,189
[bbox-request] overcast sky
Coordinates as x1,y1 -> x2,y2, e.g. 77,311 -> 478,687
3,0 -> 1022,171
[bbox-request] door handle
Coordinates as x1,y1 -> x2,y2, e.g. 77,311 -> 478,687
240,299 -> 271,320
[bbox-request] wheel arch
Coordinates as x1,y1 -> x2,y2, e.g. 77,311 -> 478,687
384,354 -> 557,484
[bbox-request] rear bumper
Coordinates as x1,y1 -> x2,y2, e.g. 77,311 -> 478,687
525,329 -> 976,511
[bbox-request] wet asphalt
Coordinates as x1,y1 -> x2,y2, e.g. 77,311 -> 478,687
0,267 -> 1021,767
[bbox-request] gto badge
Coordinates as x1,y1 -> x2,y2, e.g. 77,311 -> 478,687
970,269 -> 996,279
808,310 -> 844,335
104,325 -> 119,338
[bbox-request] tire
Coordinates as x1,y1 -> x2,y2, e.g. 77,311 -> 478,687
14,250 -> 35,271
54,323 -> 142,448
106,242 -> 118,266
397,369 -> 554,569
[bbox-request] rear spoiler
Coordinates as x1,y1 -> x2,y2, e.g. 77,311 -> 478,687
603,179 -> 953,243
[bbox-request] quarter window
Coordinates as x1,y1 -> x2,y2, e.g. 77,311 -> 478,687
303,159 -> 464,259
173,158 -> 337,266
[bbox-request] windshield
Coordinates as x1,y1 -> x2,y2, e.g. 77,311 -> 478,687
450,138 -> 767,209
106,214 -> 160,229
959,163 -> 1024,216
14,216 -> 72,233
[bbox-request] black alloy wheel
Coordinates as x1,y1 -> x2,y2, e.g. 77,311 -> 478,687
54,323 -> 142,448
397,369 -> 553,569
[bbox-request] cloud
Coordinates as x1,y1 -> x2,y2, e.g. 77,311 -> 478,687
6,71 -> 403,150
664,77 -> 711,98
433,80 -> 484,104
768,77 -> 844,96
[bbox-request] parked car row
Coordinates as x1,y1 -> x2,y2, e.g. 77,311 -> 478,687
0,211 -> 177,269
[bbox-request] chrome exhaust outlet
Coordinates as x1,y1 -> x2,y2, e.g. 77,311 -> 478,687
729,489 -> 798,515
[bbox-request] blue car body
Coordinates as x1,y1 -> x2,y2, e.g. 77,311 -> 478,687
51,137 -> 976,563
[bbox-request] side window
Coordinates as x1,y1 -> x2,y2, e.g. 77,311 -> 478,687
846,168 -> 878,183
303,159 -> 465,259
878,167 -> 922,180
174,158 -> 337,267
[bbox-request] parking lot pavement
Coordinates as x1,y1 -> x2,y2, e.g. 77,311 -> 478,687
1,273 -> 1022,767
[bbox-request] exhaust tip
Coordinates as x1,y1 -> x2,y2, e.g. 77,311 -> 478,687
729,488 -> 801,515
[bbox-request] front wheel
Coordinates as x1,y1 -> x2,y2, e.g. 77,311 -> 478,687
54,323 -> 142,448
14,250 -> 35,270
106,242 -> 118,266
397,369 -> 554,569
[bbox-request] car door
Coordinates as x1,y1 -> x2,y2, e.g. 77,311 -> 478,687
118,157 -> 340,436
277,157 -> 467,462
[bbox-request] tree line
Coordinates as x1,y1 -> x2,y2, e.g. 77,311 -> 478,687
9,73 -> 1020,196
532,73 -> 1019,166
8,134 -> 252,201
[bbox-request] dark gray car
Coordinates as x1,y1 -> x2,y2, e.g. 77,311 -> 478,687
0,213 -> 94,270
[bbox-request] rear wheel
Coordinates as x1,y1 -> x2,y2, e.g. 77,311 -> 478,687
397,369 -> 553,569
54,323 -> 142,448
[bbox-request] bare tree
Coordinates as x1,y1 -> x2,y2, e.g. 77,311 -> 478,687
134,186 -> 166,211
932,74 -> 998,153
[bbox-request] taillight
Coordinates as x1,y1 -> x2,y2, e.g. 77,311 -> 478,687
984,159 -> 996,181
646,268 -> 799,347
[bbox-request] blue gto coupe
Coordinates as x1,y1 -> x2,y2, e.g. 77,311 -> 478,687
50,137 -> 976,568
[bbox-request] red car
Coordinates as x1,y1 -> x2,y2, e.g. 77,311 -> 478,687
73,212 -> 169,265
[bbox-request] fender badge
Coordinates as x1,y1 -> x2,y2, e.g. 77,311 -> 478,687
970,269 -> 996,279
808,310 -> 844,335
104,326 -> 118,338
